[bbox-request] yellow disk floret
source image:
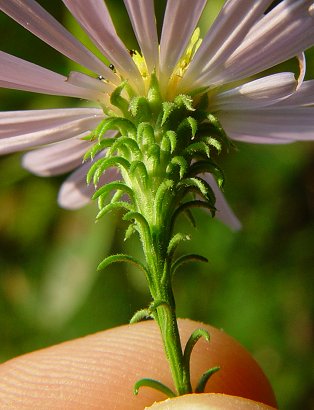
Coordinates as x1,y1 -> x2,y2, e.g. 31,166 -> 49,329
167,28 -> 202,99
129,29 -> 202,100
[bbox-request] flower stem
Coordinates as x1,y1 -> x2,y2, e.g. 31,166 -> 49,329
141,221 -> 192,395
154,293 -> 192,395
90,78 -> 224,396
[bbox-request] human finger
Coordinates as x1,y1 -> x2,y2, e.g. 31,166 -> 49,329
0,319 -> 277,409
146,393 -> 277,409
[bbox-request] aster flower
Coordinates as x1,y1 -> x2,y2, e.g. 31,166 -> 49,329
1,0 -> 314,398
1,0 -> 313,229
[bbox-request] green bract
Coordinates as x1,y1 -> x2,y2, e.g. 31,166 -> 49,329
85,74 -> 228,396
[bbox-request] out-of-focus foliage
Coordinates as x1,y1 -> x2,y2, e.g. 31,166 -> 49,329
0,1 -> 313,409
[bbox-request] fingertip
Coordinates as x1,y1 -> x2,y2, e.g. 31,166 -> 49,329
178,320 -> 277,407
146,393 -> 278,409
0,319 -> 277,409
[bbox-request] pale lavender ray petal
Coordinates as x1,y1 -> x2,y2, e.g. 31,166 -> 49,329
62,0 -> 142,88
22,129 -> 117,176
159,0 -> 207,79
0,107 -> 103,138
0,114 -> 104,154
58,157 -> 120,210
22,135 -> 92,176
181,0 -> 273,89
227,132 -> 294,145
66,71 -> 114,93
123,0 -> 158,73
0,51 -> 100,99
212,73 -> 297,110
210,0 -> 314,85
274,80 -> 314,107
204,174 -> 241,231
219,107 -> 314,141
0,0 -> 115,81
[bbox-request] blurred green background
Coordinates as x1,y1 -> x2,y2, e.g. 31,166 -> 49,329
0,1 -> 313,409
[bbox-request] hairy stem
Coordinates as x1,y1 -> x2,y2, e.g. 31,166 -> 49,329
154,292 -> 192,395
91,78 -> 224,396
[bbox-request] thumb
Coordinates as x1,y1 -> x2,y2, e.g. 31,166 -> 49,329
0,319 -> 277,409
146,393 -> 277,409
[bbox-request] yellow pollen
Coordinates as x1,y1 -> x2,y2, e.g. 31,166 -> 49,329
131,50 -> 150,87
167,28 -> 202,99
128,29 -> 202,99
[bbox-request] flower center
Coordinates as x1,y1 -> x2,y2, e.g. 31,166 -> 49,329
131,50 -> 149,82
126,29 -> 203,101
169,28 -> 202,87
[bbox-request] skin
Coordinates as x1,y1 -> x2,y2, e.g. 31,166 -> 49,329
147,393 -> 277,409
0,319 -> 277,409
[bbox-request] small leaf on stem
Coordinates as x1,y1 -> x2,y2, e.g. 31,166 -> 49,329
133,378 -> 176,398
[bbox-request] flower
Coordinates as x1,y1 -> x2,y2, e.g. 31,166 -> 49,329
1,0 -> 314,230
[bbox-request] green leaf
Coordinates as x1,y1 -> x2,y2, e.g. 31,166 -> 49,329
187,116 -> 198,138
87,155 -> 129,186
86,156 -> 105,185
110,81 -> 131,117
174,199 -> 216,220
167,156 -> 188,179
201,136 -> 222,153
109,136 -> 141,159
137,122 -> 156,147
147,72 -> 162,113
183,141 -> 210,158
133,378 -> 176,398
148,299 -> 170,313
189,160 -> 225,188
129,96 -> 151,120
171,200 -> 216,232
195,366 -> 220,393
130,300 -> 169,324
124,223 -> 136,242
177,117 -> 198,141
129,161 -> 148,187
183,328 -> 210,375
161,101 -> 175,125
88,118 -> 112,141
111,189 -> 124,203
177,177 -> 216,204
92,181 -> 134,202
171,254 -> 208,275
160,134 -> 171,153
167,232 -> 190,259
174,94 -> 194,111
207,113 -> 231,150
92,156 -> 130,185
147,143 -> 160,170
96,117 -> 136,139
123,211 -> 152,246
88,117 -> 121,141
161,130 -> 177,154
83,137 -> 116,161
155,179 -> 174,221
129,309 -> 151,324
97,254 -> 149,276
96,201 -> 132,220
